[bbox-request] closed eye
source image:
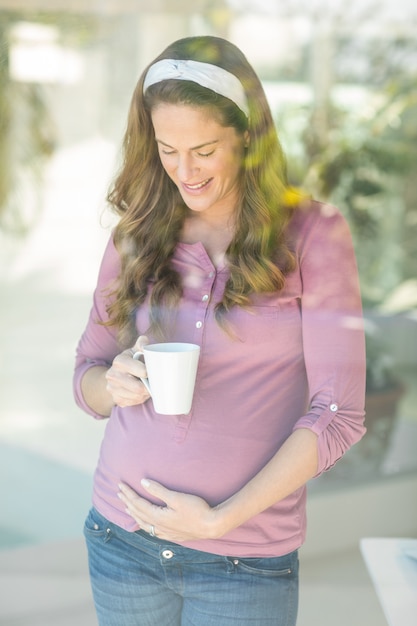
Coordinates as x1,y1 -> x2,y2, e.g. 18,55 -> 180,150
197,149 -> 215,157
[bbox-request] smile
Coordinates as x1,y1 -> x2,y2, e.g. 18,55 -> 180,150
183,178 -> 212,191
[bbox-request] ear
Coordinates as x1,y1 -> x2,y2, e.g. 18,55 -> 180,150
243,130 -> 250,148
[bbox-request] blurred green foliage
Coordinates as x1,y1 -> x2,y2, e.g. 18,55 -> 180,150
281,37 -> 417,309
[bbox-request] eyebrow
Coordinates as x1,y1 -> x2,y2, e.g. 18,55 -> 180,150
156,139 -> 219,151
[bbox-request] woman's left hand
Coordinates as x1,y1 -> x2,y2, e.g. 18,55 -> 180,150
118,480 -> 225,543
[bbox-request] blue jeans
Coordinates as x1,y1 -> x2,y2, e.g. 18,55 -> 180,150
84,507 -> 299,626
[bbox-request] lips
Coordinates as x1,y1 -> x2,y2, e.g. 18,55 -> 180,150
183,178 -> 213,192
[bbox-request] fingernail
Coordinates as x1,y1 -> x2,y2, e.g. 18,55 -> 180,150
141,478 -> 150,488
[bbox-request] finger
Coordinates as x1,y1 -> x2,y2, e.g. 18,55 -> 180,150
111,350 -> 148,383
140,478 -> 174,506
118,482 -> 157,508
117,485 -> 146,514
119,481 -> 168,513
106,367 -> 146,394
118,482 -> 139,499
132,335 -> 149,360
106,369 -> 150,406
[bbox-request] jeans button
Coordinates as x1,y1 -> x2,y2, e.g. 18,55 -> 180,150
162,549 -> 174,559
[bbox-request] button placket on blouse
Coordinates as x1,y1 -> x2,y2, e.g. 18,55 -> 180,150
172,270 -> 215,444
193,270 -> 216,334
174,264 -> 221,439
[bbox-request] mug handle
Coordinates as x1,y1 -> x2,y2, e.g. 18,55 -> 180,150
132,351 -> 151,395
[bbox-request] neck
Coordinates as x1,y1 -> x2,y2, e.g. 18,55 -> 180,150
180,211 -> 236,268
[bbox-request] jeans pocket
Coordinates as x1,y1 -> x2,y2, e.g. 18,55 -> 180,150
234,551 -> 298,578
83,507 -> 112,542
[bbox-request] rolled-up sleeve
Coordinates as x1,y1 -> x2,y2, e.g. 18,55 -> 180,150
73,234 -> 122,419
292,204 -> 366,475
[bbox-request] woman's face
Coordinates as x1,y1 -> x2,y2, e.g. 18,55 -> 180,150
151,103 -> 247,218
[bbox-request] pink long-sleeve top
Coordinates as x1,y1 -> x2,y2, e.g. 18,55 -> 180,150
73,200 -> 366,558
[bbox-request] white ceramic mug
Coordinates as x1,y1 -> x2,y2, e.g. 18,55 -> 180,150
134,342 -> 200,415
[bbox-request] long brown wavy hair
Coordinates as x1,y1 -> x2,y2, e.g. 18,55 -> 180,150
105,36 -> 298,345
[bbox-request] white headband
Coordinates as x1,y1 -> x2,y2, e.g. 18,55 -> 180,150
143,59 -> 249,118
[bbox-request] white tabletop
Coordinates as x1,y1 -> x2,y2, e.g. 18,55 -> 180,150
360,537 -> 417,626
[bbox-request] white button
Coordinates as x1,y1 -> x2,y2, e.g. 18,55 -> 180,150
196,321 -> 203,329
202,294 -> 209,302
330,403 -> 338,412
162,549 -> 174,559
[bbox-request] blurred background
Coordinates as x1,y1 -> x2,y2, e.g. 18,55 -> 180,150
0,1 -> 416,624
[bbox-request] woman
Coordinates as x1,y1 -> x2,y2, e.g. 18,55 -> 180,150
74,35 -> 366,626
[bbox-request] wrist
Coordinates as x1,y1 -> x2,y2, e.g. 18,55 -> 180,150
208,500 -> 237,539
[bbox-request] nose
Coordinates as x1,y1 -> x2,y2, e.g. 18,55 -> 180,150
177,154 -> 198,181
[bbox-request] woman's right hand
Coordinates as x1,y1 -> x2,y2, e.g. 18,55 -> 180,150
105,336 -> 151,407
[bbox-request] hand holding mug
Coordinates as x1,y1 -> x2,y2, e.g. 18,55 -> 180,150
105,336 -> 151,407
133,342 -> 200,415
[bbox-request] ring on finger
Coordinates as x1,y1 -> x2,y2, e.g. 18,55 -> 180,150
149,524 -> 156,537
